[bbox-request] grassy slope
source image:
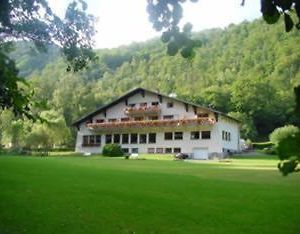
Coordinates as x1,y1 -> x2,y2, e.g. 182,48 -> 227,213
0,156 -> 299,234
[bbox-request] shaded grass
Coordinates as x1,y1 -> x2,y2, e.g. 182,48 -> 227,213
0,155 -> 299,234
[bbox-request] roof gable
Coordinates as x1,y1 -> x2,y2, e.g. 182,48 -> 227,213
72,87 -> 239,126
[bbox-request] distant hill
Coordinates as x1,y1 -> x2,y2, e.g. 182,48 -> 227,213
10,18 -> 300,139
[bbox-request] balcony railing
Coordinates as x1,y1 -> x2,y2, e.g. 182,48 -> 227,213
124,106 -> 161,116
87,118 -> 215,130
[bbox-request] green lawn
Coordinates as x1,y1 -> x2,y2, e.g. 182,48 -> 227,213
0,155 -> 299,234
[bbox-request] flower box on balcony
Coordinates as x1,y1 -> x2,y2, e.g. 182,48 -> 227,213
87,117 -> 215,130
124,106 -> 161,116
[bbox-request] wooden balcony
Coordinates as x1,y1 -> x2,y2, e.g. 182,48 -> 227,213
124,106 -> 161,116
87,118 -> 215,131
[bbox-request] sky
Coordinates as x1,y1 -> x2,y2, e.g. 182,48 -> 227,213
48,0 -> 261,49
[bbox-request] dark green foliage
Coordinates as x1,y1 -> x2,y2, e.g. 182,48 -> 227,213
260,0 -> 300,32
271,127 -> 300,175
9,19 -> 300,142
0,0 -> 96,120
102,144 -> 124,157
147,0 -> 201,58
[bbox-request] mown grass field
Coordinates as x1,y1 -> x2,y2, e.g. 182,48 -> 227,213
0,154 -> 299,234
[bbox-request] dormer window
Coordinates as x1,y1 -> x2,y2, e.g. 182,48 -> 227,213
96,119 -> 104,123
108,118 -> 117,122
129,103 -> 135,107
140,102 -> 147,107
167,102 -> 173,108
197,113 -> 209,118
152,102 -> 159,106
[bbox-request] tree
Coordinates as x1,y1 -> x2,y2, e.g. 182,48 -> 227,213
147,0 -> 300,58
0,0 -> 96,118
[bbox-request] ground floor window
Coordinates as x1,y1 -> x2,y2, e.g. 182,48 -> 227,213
132,148 -> 139,153
174,148 -> 181,153
105,134 -> 112,144
122,148 -> 129,153
82,135 -> 101,147
201,131 -> 211,139
191,131 -> 200,140
174,132 -> 183,140
139,134 -> 147,144
156,148 -> 163,153
164,132 -> 173,140
114,134 -> 120,143
165,148 -> 172,153
148,133 -> 156,143
122,134 -> 129,144
148,148 -> 155,153
130,133 -> 138,144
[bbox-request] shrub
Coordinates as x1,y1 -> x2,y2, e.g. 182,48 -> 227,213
102,144 -> 124,157
269,125 -> 299,145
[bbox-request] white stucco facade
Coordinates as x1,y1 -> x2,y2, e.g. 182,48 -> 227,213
73,88 -> 240,159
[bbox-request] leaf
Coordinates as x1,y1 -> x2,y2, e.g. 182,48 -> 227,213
161,31 -> 172,43
180,47 -> 193,58
167,41 -> 179,56
284,13 -> 294,32
261,0 -> 280,24
183,23 -> 193,33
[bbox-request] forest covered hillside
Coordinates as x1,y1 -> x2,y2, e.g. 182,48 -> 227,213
9,18 -> 300,143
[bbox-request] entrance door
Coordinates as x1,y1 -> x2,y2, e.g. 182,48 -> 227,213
193,148 -> 208,160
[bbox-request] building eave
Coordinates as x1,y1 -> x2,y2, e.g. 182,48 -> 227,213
72,87 -> 240,127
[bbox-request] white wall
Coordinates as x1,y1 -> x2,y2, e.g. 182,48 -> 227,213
75,90 -> 239,155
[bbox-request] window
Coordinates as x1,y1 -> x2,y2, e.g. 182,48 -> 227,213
140,102 -> 147,107
197,113 -> 209,118
130,134 -> 138,144
105,134 -> 112,144
201,131 -> 211,139
129,103 -> 136,107
156,148 -> 163,153
86,119 -> 92,124
132,148 -> 139,153
174,148 -> 181,153
167,102 -> 174,108
191,131 -> 200,140
82,135 -> 101,146
96,135 -> 101,144
134,117 -> 143,121
122,134 -> 129,144
122,148 -> 129,153
114,134 -> 120,144
139,134 -> 147,144
148,133 -> 156,143
149,116 -> 158,120
164,132 -> 173,140
163,115 -> 174,120
96,119 -> 104,123
151,102 -> 159,106
165,148 -> 172,153
121,118 -> 130,122
228,132 -> 231,141
222,131 -> 225,140
83,135 -> 89,145
148,148 -> 155,154
108,118 -> 117,122
174,132 -> 183,140
89,135 -> 95,144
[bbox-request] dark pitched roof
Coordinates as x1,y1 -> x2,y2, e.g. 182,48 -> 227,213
72,87 -> 239,126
